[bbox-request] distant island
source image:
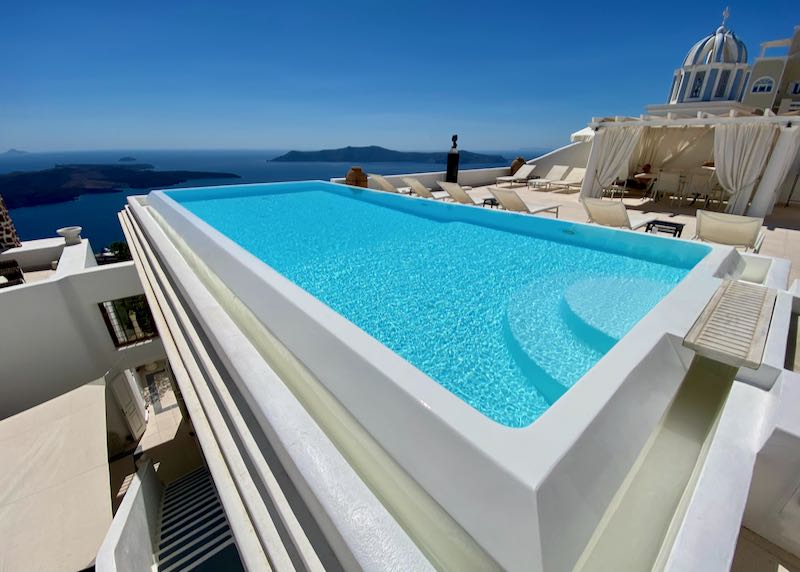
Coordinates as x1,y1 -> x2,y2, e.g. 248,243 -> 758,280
0,163 -> 240,209
271,145 -> 506,164
118,156 -> 137,162
2,149 -> 28,156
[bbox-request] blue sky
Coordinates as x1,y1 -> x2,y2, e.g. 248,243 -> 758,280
1,0 -> 794,152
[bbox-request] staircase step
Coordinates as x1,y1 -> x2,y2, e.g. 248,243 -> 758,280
155,467 -> 244,572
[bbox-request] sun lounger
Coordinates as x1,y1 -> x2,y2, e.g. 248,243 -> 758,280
402,177 -> 448,200
693,210 -> 765,252
650,171 -> 682,202
548,168 -> 586,193
0,259 -> 25,288
489,188 -> 560,217
368,174 -> 411,194
527,165 -> 571,190
582,198 -> 657,230
496,164 -> 537,188
437,181 -> 481,205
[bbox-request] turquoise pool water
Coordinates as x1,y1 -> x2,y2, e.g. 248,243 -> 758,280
170,182 -> 709,428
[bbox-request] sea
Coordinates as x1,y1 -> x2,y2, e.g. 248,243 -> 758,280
0,149 -> 534,250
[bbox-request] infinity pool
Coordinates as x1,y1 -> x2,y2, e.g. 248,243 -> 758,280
170,181 -> 709,427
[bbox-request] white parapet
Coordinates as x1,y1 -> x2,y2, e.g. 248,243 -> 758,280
96,459 -> 163,572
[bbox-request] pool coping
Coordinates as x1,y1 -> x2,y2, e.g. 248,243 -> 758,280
147,181 -> 742,571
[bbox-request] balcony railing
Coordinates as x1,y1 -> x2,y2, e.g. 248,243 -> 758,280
99,295 -> 158,348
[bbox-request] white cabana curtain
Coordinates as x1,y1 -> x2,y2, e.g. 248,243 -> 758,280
583,125 -> 645,198
714,123 -> 778,215
748,125 -> 800,217
629,126 -> 710,172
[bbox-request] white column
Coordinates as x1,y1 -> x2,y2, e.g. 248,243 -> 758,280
748,125 -> 800,218
579,128 -> 601,199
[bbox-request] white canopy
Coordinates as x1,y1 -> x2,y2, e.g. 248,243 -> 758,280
571,127 -> 595,142
580,114 -> 796,214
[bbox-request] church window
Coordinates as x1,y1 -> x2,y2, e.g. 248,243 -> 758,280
715,70 -> 731,98
690,72 -> 706,98
751,77 -> 774,93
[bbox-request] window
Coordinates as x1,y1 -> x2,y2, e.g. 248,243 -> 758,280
690,72 -> 706,98
751,77 -> 774,93
715,70 -> 731,98
792,81 -> 800,95
99,295 -> 158,348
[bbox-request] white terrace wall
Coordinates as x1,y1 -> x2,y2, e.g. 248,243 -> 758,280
331,165 -> 510,190
329,141 -> 591,190
0,237 -> 65,270
96,459 -> 163,572
526,141 -> 592,178
0,240 -> 165,419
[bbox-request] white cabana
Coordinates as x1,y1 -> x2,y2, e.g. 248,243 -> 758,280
579,114 -> 797,214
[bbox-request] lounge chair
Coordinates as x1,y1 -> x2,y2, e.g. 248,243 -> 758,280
693,210 -> 765,252
437,181 -> 481,205
401,177 -> 448,200
0,259 -> 25,289
369,174 -> 410,194
548,168 -> 586,193
496,164 -> 537,188
650,171 -> 682,202
582,198 -> 658,230
528,165 -> 570,190
673,172 -> 712,207
489,188 -> 560,217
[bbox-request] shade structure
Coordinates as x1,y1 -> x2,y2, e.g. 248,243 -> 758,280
571,127 -> 595,143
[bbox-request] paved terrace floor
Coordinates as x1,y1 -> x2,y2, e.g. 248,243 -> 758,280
0,380 -> 111,572
463,185 -> 800,286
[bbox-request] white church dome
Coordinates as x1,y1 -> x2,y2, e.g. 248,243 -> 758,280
684,25 -> 748,66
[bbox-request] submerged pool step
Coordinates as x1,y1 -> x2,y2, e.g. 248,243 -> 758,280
572,355 -> 737,572
504,276 -> 666,405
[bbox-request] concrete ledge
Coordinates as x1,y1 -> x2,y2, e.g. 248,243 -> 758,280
1,237 -> 65,271
129,197 -> 435,571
